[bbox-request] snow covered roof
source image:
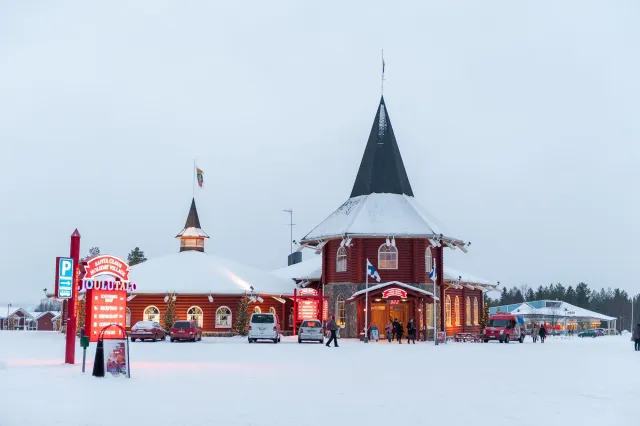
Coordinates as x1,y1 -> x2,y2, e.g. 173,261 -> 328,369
270,255 -> 495,287
175,198 -> 210,239
494,301 -> 616,321
129,250 -> 294,296
347,281 -> 439,301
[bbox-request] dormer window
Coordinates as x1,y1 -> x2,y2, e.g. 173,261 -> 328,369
336,246 -> 347,272
378,244 -> 398,269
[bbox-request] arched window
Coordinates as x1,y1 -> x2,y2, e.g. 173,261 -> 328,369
126,308 -> 131,327
336,295 -> 346,326
425,247 -> 433,273
253,306 -> 261,314
269,307 -> 277,315
426,303 -> 434,327
143,306 -> 160,323
466,297 -> 471,326
216,306 -> 232,328
473,298 -> 479,325
187,306 -> 203,328
445,296 -> 452,326
336,246 -> 347,272
455,296 -> 461,326
378,244 -> 398,269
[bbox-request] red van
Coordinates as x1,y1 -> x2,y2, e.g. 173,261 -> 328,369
484,313 -> 525,343
170,320 -> 202,342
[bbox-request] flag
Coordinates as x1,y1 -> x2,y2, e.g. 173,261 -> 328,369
366,259 -> 381,282
382,57 -> 385,75
196,168 -> 204,188
428,260 -> 437,281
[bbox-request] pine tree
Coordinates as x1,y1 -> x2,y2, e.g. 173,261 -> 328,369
88,247 -> 100,258
76,297 -> 86,336
479,296 -> 490,333
162,293 -> 177,330
127,247 -> 147,266
234,292 -> 250,336
8,316 -> 14,330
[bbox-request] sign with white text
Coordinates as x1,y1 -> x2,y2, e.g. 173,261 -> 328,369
56,257 -> 74,299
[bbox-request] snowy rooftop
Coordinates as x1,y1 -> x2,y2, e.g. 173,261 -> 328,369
301,193 -> 464,244
129,250 -> 295,296
176,227 -> 210,238
491,301 -> 616,321
271,255 -> 496,287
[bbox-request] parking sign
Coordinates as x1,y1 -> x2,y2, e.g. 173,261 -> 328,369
57,257 -> 74,299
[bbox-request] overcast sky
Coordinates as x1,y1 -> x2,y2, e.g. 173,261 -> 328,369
1,1 -> 639,306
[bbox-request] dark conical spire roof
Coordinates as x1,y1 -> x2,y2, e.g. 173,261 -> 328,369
184,198 -> 201,229
350,97 -> 414,198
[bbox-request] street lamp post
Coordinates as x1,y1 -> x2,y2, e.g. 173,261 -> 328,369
6,303 -> 12,330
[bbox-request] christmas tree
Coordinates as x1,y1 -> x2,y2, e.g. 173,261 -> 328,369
234,292 -> 250,336
479,296 -> 490,333
76,297 -> 86,336
162,293 -> 177,330
127,247 -> 148,266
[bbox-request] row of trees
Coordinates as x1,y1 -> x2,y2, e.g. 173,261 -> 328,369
488,282 -> 640,331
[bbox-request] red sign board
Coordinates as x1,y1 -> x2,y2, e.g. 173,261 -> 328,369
297,300 -> 319,321
322,299 -> 328,321
382,288 -> 408,299
84,255 -> 131,282
298,288 -> 318,296
86,289 -> 127,342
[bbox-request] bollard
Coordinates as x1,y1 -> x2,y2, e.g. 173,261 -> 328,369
80,336 -> 89,373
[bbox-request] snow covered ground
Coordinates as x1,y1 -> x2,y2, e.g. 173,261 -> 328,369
0,332 -> 637,426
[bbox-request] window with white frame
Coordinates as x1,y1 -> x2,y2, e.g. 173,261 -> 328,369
473,298 -> 479,325
426,302 -> 434,327
425,247 -> 433,273
253,306 -> 261,314
336,246 -> 347,272
336,295 -> 346,326
466,297 -> 471,326
445,296 -> 452,326
378,244 -> 398,269
126,308 -> 131,327
187,306 -> 203,328
455,296 -> 461,326
143,306 -> 160,323
216,306 -> 232,328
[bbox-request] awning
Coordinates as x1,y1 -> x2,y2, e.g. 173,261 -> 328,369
347,281 -> 439,301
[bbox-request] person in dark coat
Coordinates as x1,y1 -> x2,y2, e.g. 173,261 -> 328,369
325,315 -> 339,347
633,323 -> 640,351
407,319 -> 416,344
538,324 -> 547,343
396,321 -> 404,344
392,318 -> 399,342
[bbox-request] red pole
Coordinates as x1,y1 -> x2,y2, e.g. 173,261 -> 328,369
65,229 -> 81,364
293,288 -> 297,336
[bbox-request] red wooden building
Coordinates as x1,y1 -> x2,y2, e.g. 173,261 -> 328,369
125,199 -> 295,334
274,97 -> 497,338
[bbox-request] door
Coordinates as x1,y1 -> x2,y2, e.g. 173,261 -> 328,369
390,304 -> 408,329
370,305 -> 387,338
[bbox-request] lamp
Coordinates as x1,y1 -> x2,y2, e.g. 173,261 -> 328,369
391,237 -> 396,247
257,296 -> 264,303
385,237 -> 391,247
172,292 -> 177,302
164,292 -> 169,303
126,294 -> 136,302
208,293 -> 214,303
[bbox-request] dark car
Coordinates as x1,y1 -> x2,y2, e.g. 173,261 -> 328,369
130,321 -> 167,342
578,330 -> 597,338
170,320 -> 202,342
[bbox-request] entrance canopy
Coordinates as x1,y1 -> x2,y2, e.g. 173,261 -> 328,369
347,281 -> 439,302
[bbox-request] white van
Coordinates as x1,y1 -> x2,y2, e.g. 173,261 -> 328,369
248,313 -> 281,343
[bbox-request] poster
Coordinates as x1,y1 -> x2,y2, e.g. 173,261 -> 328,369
103,339 -> 129,378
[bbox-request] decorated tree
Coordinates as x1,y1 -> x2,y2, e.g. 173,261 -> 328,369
8,316 -> 14,330
162,293 -> 177,330
479,296 -> 490,333
56,315 -> 62,332
127,247 -> 147,266
234,292 -> 250,336
76,297 -> 86,336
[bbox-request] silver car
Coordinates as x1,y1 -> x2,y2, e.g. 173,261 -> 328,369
298,319 -> 324,344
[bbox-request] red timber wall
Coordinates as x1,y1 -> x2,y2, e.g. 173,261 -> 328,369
444,287 -> 483,334
37,312 -> 56,331
128,294 -> 293,333
324,237 -> 434,284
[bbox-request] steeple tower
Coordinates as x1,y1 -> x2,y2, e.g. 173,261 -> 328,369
175,198 -> 209,252
350,96 -> 414,198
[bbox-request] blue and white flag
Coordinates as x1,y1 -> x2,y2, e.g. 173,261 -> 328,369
366,259 -> 381,282
428,260 -> 437,281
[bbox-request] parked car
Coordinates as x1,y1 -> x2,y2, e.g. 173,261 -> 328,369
170,320 -> 202,342
484,313 -> 525,343
130,321 -> 167,342
248,313 -> 281,343
578,330 -> 598,338
298,319 -> 324,344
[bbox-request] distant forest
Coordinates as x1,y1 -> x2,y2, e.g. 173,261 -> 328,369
487,282 -> 639,331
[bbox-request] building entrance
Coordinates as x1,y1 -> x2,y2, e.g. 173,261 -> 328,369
369,301 -> 410,339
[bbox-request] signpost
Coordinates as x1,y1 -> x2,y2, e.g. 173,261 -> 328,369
56,257 -> 74,299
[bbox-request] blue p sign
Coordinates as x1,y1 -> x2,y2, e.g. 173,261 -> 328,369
57,257 -> 74,299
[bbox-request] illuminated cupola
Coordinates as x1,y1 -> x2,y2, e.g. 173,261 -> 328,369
176,198 -> 209,252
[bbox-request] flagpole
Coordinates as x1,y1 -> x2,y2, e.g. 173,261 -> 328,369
192,159 -> 196,198
433,260 -> 438,346
364,259 -> 369,343
381,49 -> 384,96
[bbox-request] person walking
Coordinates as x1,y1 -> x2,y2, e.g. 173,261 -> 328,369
325,315 -> 339,348
392,318 -> 399,342
385,321 -> 393,343
396,321 -> 404,344
538,323 -> 547,343
531,324 -> 539,343
633,323 -> 640,351
407,319 -> 416,344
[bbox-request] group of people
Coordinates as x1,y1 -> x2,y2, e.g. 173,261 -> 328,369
529,323 -> 548,343
385,318 -> 417,344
